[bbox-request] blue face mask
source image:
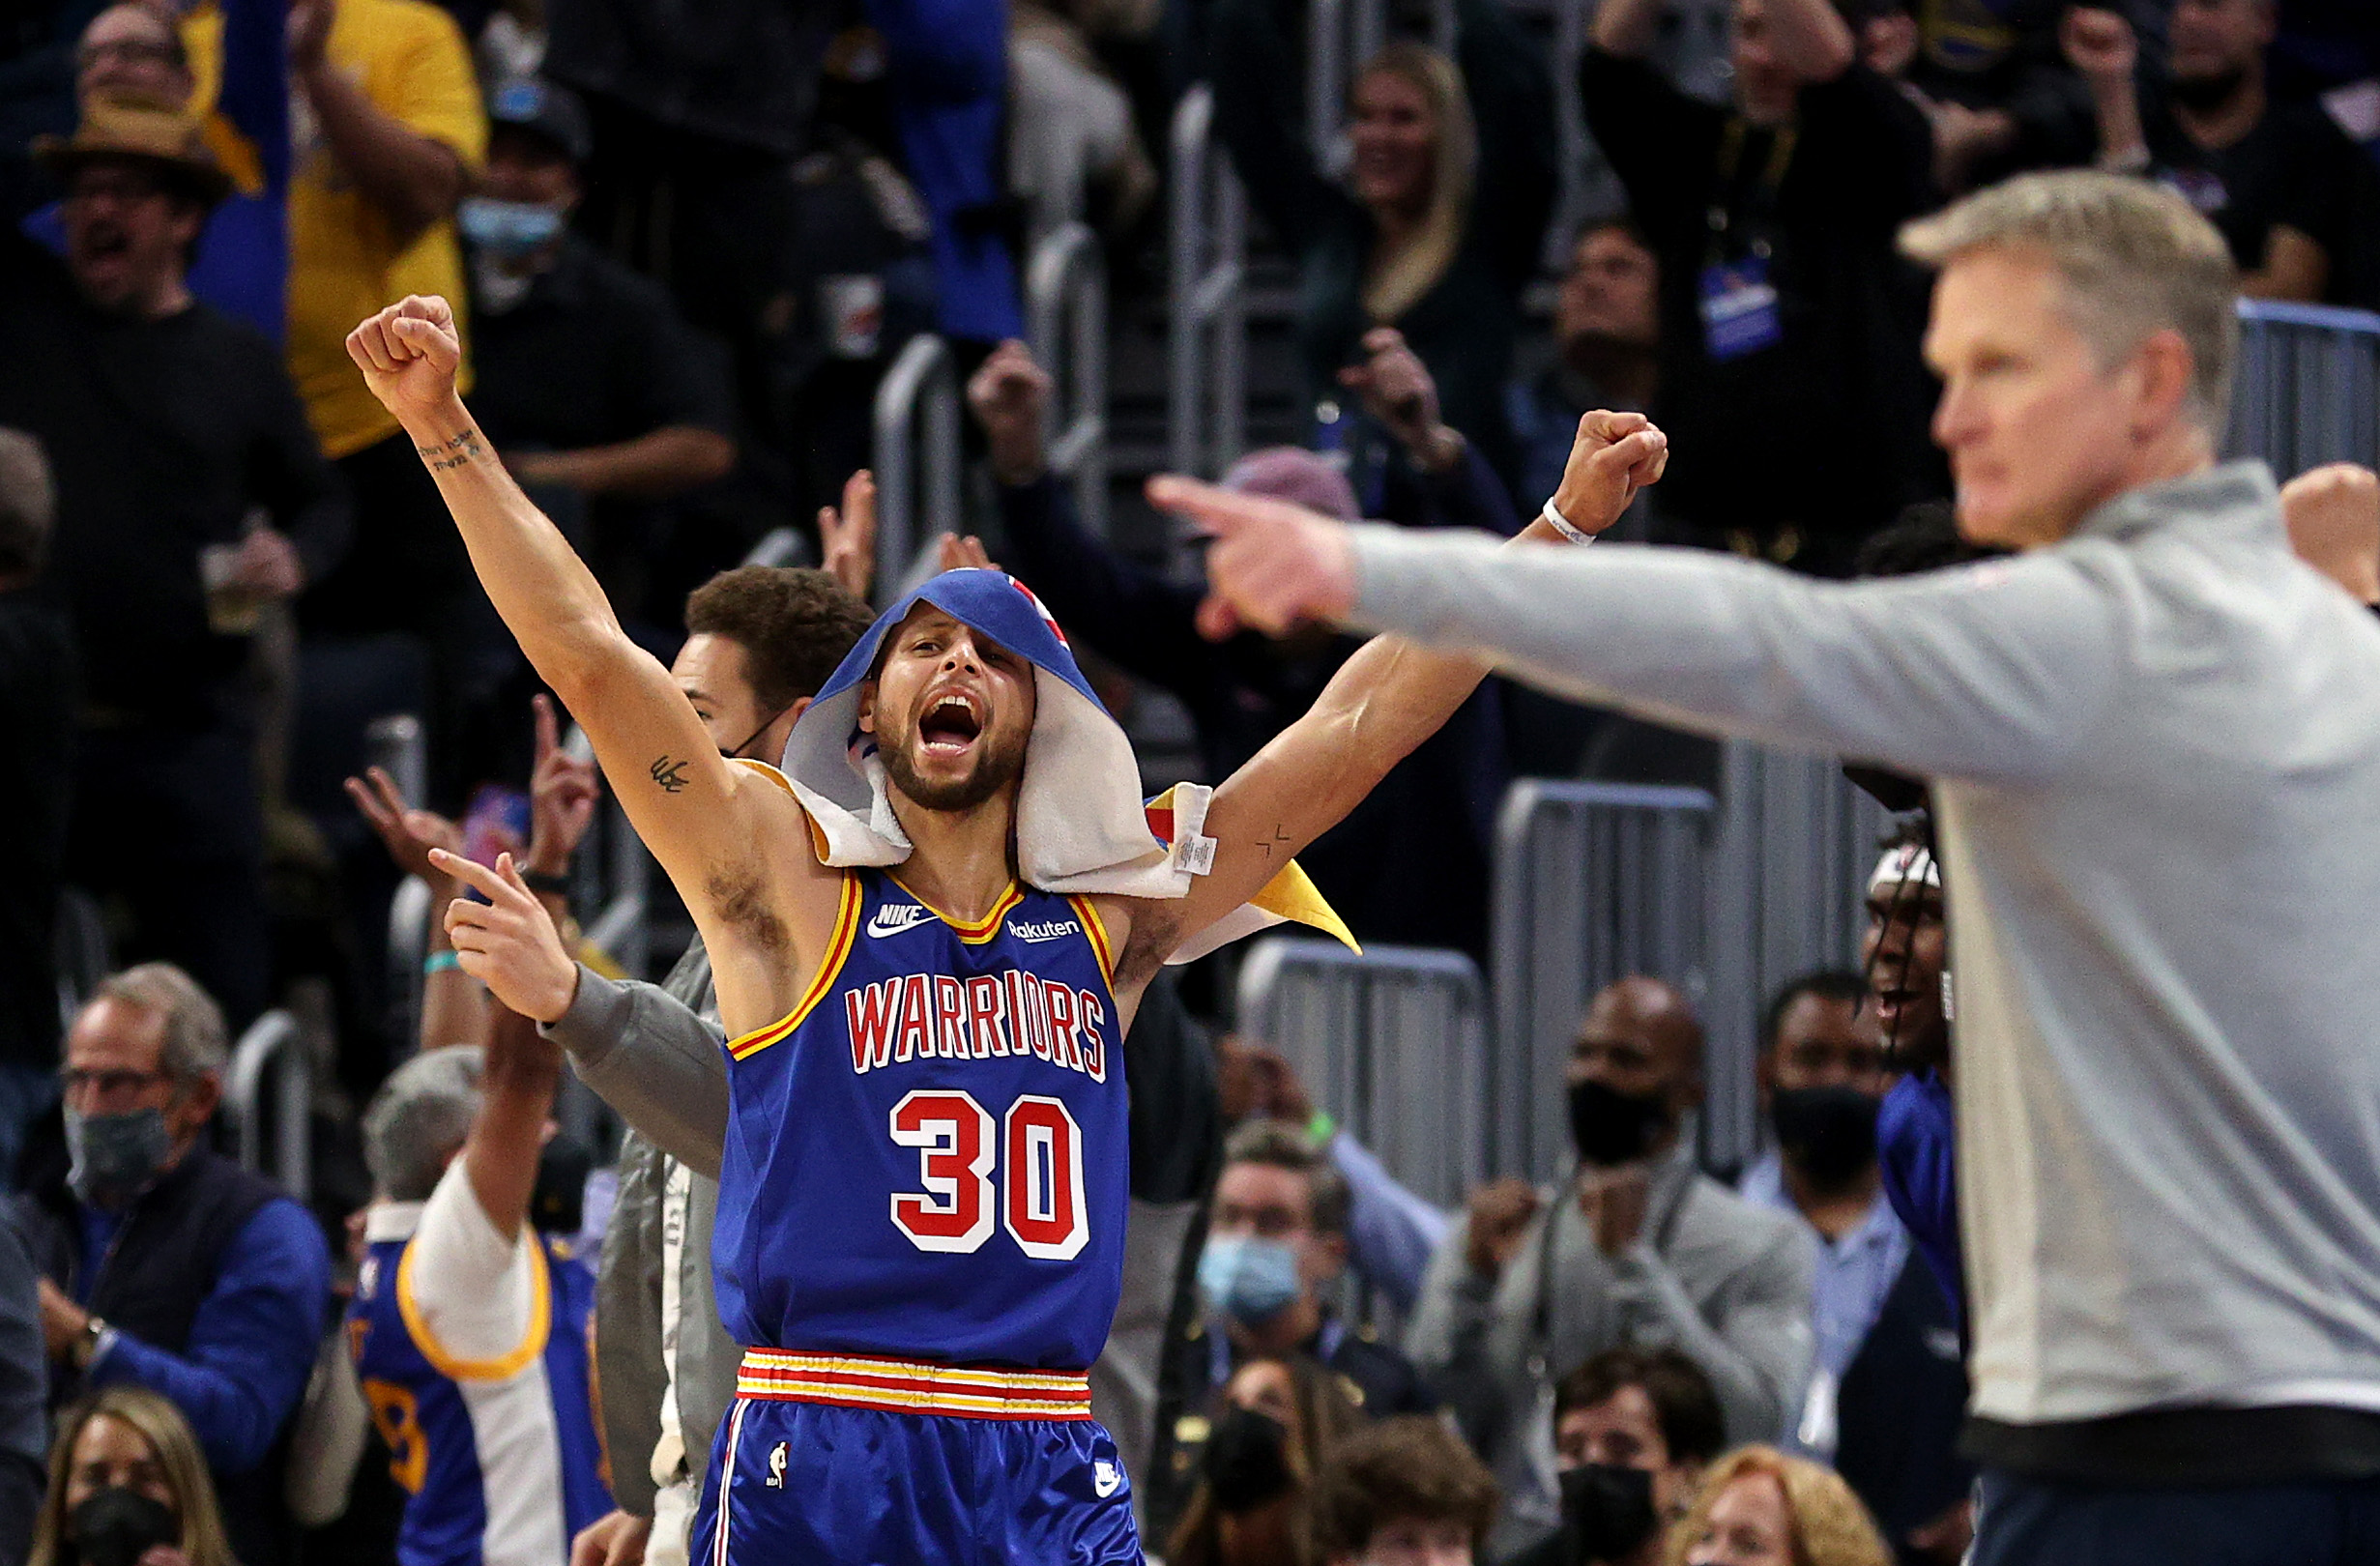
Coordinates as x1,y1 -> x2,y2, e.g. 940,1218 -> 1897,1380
1198,1232 -> 1304,1326
458,196 -> 566,257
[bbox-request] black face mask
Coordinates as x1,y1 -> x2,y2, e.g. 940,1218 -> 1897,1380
1770,1086 -> 1880,1188
1558,1463 -> 1660,1565
1569,1079 -> 1669,1168
70,1488 -> 178,1566
530,1133 -> 591,1235
1202,1406 -> 1294,1513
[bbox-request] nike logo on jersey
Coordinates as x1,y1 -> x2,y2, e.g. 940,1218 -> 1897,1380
845,970 -> 1108,1083
1093,1461 -> 1121,1498
1006,918 -> 1080,943
866,904 -> 937,939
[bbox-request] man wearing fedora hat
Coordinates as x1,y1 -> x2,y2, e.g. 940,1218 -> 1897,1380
0,95 -> 346,1036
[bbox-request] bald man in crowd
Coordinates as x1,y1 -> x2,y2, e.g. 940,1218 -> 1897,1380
1405,976 -> 1813,1555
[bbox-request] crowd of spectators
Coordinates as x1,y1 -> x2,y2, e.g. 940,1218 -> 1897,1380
0,1 -> 2375,1565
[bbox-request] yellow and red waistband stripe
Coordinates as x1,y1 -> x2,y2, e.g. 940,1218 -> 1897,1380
728,874 -> 862,1061
736,1348 -> 1093,1421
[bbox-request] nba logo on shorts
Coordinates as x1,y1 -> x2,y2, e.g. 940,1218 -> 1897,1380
767,1442 -> 788,1489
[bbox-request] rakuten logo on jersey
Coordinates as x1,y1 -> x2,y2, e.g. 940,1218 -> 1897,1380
1006,918 -> 1079,943
845,970 -> 1108,1083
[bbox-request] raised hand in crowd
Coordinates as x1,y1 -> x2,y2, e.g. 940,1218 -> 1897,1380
967,339 -> 1053,486
1212,1034 -> 1316,1127
527,692 -> 599,884
1464,1176 -> 1542,1280
2060,7 -> 2148,170
934,533 -> 998,574
818,468 -> 879,602
1578,1161 -> 1652,1257
228,524 -> 306,600
1170,410 -> 1668,638
2280,462 -> 2380,605
1337,327 -> 1466,474
431,849 -> 582,1026
345,766 -> 464,889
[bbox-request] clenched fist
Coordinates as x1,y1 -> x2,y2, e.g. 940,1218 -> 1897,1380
347,295 -> 466,428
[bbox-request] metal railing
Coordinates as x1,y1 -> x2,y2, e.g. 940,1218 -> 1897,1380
1234,938 -> 1490,1211
1027,221 -> 1111,539
228,1008 -> 311,1197
1701,741 -> 1888,1170
872,333 -> 963,604
1169,84 -> 1248,481
1490,780 -> 1716,1181
1486,748 -> 1886,1181
2227,300 -> 2380,476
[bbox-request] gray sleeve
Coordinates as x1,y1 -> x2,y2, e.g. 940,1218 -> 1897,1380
1403,1215 -> 1520,1454
545,968 -> 729,1178
1607,1223 -> 1815,1445
1345,526 -> 2126,783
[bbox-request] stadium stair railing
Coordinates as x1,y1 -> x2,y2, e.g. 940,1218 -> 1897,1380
1029,221 -> 1113,541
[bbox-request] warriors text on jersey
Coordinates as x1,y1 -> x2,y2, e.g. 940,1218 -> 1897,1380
712,866 -> 1130,1371
350,1176 -> 611,1566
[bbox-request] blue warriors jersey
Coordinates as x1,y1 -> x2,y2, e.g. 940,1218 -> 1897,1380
350,1225 -> 612,1566
714,867 -> 1129,1370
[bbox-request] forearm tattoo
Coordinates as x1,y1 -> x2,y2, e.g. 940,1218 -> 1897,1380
650,756 -> 690,794
415,427 -> 487,473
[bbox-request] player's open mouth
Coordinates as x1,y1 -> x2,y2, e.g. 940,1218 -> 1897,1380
918,693 -> 984,757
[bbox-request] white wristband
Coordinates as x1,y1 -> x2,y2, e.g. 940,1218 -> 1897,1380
1540,499 -> 1597,546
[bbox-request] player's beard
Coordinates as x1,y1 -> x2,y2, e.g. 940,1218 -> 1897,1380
881,720 -> 1029,814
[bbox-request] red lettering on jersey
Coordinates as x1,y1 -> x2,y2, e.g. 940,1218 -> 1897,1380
965,975 -> 1006,1059
846,978 -> 901,1074
893,974 -> 932,1063
1003,971 -> 1046,1061
933,976 -> 968,1060
1042,979 -> 1076,1065
1076,989 -> 1107,1083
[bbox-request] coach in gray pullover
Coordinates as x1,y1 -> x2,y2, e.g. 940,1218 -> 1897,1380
1170,172 -> 2380,1563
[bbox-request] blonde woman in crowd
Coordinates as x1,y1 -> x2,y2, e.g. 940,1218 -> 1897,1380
1669,1446 -> 1889,1566
29,1389 -> 239,1566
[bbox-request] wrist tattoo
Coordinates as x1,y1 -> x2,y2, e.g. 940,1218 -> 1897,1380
650,756 -> 690,794
415,428 -> 487,473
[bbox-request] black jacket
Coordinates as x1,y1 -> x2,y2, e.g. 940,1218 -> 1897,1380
1834,1252 -> 1973,1561
13,1150 -> 295,1566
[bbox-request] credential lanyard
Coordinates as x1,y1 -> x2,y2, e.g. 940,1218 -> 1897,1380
1705,118 -> 1799,265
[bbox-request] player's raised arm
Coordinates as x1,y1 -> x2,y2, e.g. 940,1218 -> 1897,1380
345,298 -> 833,1022
1117,413 -> 1667,980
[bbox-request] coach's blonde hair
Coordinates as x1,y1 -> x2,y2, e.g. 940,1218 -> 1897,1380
1900,170 -> 2240,432
31,1388 -> 240,1566
1355,42 -> 1476,326
1665,1445 -> 1891,1566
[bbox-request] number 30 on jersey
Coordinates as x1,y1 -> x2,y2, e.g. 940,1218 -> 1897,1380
889,1089 -> 1088,1260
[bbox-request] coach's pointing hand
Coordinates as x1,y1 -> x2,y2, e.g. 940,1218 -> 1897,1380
347,295 -> 464,424
1147,477 -> 1359,640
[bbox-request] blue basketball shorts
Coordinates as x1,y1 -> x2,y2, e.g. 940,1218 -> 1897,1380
691,1350 -> 1143,1566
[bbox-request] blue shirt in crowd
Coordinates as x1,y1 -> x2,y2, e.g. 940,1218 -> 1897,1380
73,1195 -> 332,1472
1875,1068 -> 1962,1333
1738,1148 -> 1909,1457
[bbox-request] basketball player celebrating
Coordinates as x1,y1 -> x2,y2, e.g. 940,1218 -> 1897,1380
345,293 -> 1664,1565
